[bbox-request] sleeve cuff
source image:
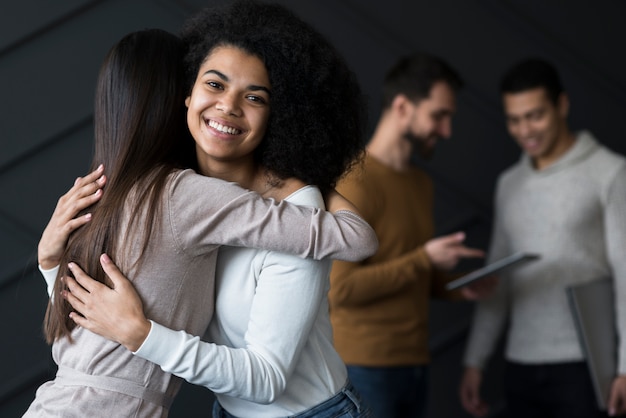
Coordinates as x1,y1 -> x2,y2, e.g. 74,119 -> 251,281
38,264 -> 60,297
132,321 -> 202,381
132,320 -> 188,369
414,246 -> 434,275
132,319 -> 157,355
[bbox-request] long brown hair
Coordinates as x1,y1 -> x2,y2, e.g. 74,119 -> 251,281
44,29 -> 194,343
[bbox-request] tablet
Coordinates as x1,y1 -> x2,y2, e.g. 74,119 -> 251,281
445,252 -> 540,290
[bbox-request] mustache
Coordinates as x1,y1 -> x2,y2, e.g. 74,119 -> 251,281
403,131 -> 438,161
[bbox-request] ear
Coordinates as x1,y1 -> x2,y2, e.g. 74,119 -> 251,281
185,96 -> 191,108
557,92 -> 570,118
392,94 -> 414,123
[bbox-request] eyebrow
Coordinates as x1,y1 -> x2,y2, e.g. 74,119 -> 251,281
203,69 -> 271,96
506,110 -> 544,123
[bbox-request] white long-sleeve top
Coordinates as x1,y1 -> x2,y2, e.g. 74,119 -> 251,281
133,186 -> 347,417
464,131 -> 626,374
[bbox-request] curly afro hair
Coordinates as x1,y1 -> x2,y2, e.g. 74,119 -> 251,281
180,0 -> 367,192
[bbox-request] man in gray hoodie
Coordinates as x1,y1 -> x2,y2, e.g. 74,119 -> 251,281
459,58 -> 626,418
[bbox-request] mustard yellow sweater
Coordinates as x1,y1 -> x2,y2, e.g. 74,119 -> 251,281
330,154 -> 455,366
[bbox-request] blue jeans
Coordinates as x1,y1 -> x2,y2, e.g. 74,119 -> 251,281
346,365 -> 428,418
212,381 -> 370,417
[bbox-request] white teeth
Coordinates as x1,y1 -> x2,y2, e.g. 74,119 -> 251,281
208,120 -> 241,135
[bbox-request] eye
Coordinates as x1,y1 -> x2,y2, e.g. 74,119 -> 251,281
206,80 -> 223,90
431,111 -> 450,124
246,94 -> 268,105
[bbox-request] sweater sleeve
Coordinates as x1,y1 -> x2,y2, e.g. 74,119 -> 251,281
463,178 -> 511,369
328,168 -> 432,306
329,248 -> 432,306
168,170 -> 377,262
603,164 -> 626,374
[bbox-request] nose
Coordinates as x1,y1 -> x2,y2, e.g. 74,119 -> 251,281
517,119 -> 532,137
216,92 -> 241,117
438,119 -> 452,139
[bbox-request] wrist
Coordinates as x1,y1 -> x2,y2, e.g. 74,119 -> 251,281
38,247 -> 61,270
122,317 -> 152,352
39,260 -> 60,270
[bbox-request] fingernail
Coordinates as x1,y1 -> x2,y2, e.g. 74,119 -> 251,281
100,253 -> 110,263
97,164 -> 104,171
68,262 -> 75,270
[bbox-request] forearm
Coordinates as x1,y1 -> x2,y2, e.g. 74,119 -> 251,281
136,322 -> 290,402
171,171 -> 377,262
463,283 -> 509,369
330,246 -> 432,307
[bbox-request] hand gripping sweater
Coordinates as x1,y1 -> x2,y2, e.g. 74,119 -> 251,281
464,131 -> 626,375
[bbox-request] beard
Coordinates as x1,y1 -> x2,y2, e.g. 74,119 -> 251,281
403,129 -> 436,161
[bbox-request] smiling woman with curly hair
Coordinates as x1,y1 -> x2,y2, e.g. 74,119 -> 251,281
181,0 -> 367,194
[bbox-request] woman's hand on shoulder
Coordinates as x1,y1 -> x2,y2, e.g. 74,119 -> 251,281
38,165 -> 106,269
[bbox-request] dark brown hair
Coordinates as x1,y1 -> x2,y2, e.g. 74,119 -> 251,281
382,52 -> 464,110
44,29 -> 193,342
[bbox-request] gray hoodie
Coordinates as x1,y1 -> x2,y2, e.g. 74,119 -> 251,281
464,131 -> 626,374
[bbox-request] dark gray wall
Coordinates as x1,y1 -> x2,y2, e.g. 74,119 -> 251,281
1,0 -> 624,416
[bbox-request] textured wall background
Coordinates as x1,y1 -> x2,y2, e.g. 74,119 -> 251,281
1,1 -> 623,416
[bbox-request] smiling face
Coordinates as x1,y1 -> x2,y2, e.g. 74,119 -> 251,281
503,87 -> 572,169
402,81 -> 456,160
185,45 -> 271,176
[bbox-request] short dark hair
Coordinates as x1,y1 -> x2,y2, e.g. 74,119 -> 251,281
180,0 -> 367,192
381,52 -> 464,109
500,58 -> 564,105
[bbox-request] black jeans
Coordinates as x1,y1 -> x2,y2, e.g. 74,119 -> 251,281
504,361 -> 607,418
